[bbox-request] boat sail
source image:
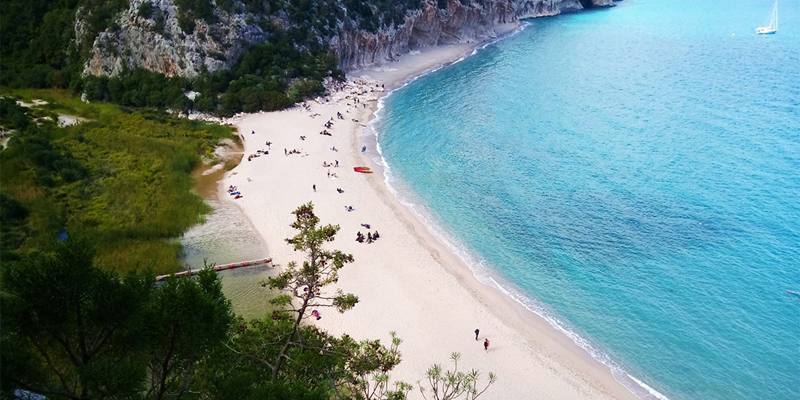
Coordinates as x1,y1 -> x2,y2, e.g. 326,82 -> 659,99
756,0 -> 779,34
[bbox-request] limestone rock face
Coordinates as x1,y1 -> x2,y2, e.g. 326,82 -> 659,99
331,0 -> 622,70
591,0 -> 618,7
331,0 -> 515,70
82,0 -> 617,77
83,0 -> 265,77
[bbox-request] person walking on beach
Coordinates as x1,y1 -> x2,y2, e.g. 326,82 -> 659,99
313,184 -> 316,192
483,338 -> 490,352
474,328 -> 480,341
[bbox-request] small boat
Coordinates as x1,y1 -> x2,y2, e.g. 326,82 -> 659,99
756,0 -> 778,34
353,166 -> 373,173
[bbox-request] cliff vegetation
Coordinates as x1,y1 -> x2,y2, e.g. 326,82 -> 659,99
1,0 -> 614,116
0,0 -> 429,116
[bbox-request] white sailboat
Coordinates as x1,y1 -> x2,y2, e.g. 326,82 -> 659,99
756,0 -> 779,34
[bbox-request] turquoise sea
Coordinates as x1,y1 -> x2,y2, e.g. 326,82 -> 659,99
375,1 -> 800,399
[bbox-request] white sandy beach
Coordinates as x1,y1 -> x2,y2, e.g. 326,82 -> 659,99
221,42 -> 639,399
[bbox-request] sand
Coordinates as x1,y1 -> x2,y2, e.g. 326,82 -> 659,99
221,42 -> 639,399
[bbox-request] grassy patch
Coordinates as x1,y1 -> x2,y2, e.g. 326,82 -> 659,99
0,89 -> 234,273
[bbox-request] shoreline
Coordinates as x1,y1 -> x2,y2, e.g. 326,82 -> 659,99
220,35 -> 643,399
358,33 -> 667,400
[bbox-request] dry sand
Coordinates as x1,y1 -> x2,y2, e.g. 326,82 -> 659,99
221,43 -> 639,399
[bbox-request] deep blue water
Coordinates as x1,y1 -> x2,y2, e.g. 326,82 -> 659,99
376,1 -> 800,399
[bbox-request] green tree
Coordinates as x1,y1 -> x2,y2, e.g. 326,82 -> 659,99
200,203 -> 408,399
197,314 -> 410,400
0,97 -> 32,130
345,332 -> 412,400
1,239 -> 150,399
197,316 -> 344,399
418,353 -> 496,400
142,268 -> 233,400
0,193 -> 29,261
1,239 -> 233,400
265,202 -> 358,378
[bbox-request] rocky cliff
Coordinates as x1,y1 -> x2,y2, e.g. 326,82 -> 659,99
332,0 -> 617,70
82,0 -> 617,78
82,0 -> 266,77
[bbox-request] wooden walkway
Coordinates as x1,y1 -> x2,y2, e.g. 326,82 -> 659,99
155,258 -> 272,281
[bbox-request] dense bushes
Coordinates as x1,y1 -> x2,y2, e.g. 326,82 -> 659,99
0,206 -> 498,400
0,194 -> 28,262
0,0 -> 344,115
174,0 -> 215,32
0,0 -> 128,89
0,98 -> 31,130
191,37 -> 338,115
82,36 -> 339,116
82,69 -> 190,110
0,211 -> 402,400
343,0 -> 422,32
1,0 -> 427,116
0,0 -> 79,88
1,239 -> 234,399
0,89 -> 232,272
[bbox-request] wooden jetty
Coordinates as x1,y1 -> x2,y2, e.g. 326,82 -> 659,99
155,258 -> 272,281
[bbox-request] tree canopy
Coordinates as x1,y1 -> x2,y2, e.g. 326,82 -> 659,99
1,238 -> 233,399
1,203 -> 497,400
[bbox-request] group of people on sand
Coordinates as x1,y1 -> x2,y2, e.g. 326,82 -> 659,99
346,98 -> 370,109
319,111 -> 340,177
318,110 -> 341,135
355,230 -> 380,244
284,148 -> 302,156
243,133 -> 271,162
227,185 -> 243,199
247,149 -> 269,161
345,96 -> 361,106
326,79 -> 348,93
350,79 -> 384,91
